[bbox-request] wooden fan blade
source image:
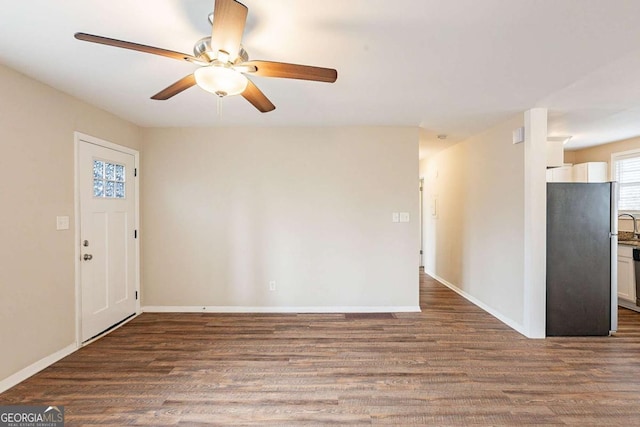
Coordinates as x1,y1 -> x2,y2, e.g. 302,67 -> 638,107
151,74 -> 197,100
241,79 -> 275,113
74,32 -> 198,62
243,60 -> 337,83
210,0 -> 248,62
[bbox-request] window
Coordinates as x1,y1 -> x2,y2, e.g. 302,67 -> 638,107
612,149 -> 640,212
93,160 -> 126,198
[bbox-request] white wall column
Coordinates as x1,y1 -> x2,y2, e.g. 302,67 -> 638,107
523,108 -> 547,338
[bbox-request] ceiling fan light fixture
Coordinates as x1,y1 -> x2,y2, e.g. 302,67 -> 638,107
194,65 -> 248,97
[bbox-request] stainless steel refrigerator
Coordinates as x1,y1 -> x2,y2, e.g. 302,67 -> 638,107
546,182 -> 618,336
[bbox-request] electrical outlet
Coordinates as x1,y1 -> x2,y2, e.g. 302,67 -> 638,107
269,281 -> 276,291
399,212 -> 410,223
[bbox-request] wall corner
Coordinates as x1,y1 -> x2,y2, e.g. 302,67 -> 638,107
523,108 -> 547,338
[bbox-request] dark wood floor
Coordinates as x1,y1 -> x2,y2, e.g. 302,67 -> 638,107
2,272 -> 640,425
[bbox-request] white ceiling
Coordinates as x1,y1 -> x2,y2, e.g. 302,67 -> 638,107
2,0 -> 640,155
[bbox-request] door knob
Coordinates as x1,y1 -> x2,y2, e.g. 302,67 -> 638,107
83,254 -> 93,261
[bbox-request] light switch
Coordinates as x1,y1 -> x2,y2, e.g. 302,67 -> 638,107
56,216 -> 69,230
399,212 -> 410,223
392,212 -> 400,223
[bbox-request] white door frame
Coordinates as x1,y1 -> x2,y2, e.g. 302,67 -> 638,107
74,132 -> 140,347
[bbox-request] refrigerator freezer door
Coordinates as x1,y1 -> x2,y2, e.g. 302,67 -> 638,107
547,183 -> 612,336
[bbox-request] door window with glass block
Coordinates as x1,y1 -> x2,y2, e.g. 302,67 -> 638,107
93,160 -> 126,198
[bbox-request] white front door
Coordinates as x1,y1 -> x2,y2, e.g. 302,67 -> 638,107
78,138 -> 137,341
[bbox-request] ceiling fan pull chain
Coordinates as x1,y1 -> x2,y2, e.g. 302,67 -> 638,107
217,96 -> 223,120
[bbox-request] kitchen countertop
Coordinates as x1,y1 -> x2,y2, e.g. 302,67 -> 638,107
618,231 -> 640,246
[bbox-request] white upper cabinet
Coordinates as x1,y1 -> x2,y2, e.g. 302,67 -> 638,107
572,162 -> 608,183
547,165 -> 574,182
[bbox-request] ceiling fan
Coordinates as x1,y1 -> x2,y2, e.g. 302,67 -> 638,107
74,0 -> 337,113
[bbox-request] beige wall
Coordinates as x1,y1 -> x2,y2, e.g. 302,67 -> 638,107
563,150 -> 577,164
0,64 -> 141,383
421,115 -> 526,327
570,135 -> 640,165
141,127 -> 420,309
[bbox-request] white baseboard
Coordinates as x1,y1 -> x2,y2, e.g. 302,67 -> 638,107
143,305 -> 421,314
0,343 -> 77,394
426,270 -> 527,337
618,298 -> 640,313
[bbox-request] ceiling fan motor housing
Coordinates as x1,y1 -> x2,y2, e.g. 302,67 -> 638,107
193,37 -> 248,64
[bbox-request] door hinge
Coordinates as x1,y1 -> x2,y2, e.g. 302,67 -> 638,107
135,291 -> 138,300
134,168 -> 138,177
420,250 -> 423,255
134,230 -> 138,239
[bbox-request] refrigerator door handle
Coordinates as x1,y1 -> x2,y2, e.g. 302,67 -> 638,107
610,181 -> 619,334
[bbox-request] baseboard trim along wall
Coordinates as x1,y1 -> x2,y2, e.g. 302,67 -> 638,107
426,271 -> 527,337
143,306 -> 422,314
1,314 -> 141,393
0,343 -> 77,394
